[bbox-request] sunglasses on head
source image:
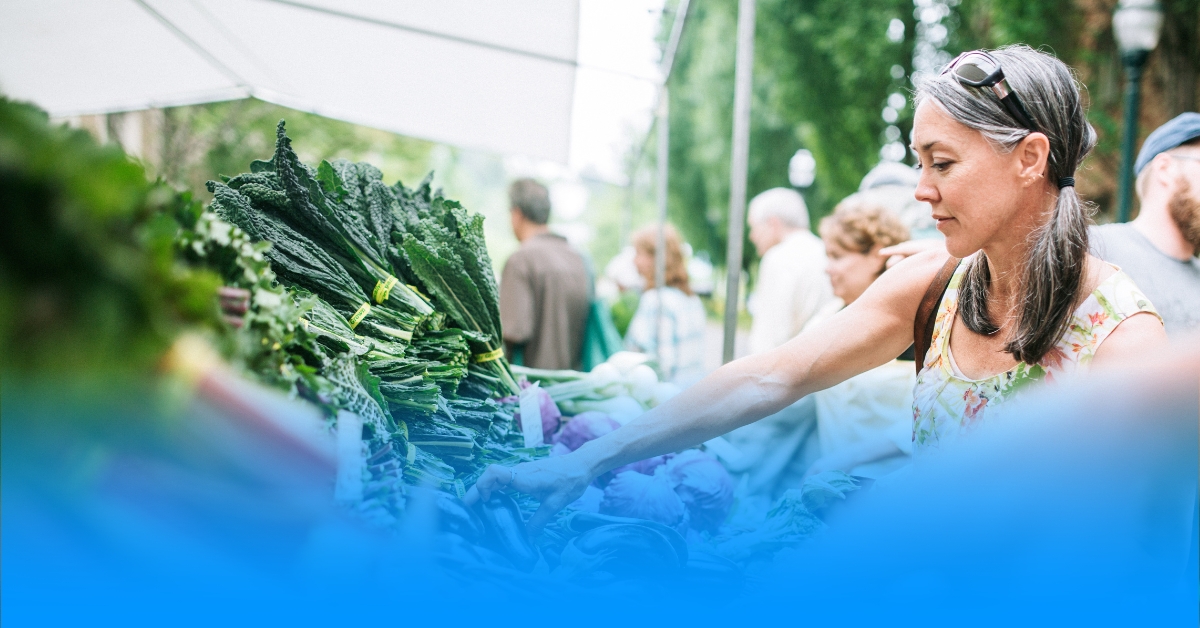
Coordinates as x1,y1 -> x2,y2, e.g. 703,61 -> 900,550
943,51 -> 1039,133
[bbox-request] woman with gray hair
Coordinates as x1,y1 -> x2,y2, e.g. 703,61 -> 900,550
469,45 -> 1166,528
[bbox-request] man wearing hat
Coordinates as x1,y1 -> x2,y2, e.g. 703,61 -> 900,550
1091,113 -> 1200,336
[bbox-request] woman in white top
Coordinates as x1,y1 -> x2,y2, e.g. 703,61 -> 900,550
806,196 -> 915,479
623,224 -> 707,386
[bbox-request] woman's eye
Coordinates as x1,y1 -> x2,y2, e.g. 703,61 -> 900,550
932,161 -> 952,171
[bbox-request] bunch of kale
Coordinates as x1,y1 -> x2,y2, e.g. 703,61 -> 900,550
202,121 -> 533,504
388,175 -> 520,398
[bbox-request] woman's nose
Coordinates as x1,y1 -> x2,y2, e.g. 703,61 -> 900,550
914,171 -> 939,203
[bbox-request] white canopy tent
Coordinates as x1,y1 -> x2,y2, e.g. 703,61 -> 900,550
3,0 -> 762,362
0,0 -> 583,163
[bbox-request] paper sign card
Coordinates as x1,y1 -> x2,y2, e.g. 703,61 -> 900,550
519,383 -> 544,448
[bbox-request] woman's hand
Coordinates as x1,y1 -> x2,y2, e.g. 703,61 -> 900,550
464,454 -> 595,533
879,239 -> 945,269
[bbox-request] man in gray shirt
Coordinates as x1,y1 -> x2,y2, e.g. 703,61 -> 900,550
1092,113 -> 1200,337
499,179 -> 591,370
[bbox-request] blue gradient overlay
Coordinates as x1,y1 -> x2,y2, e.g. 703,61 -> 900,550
3,366 -> 1196,627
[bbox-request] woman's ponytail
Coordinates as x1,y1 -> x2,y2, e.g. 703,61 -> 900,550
1005,184 -> 1091,363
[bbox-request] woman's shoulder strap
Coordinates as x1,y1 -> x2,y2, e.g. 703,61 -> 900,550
913,256 -> 961,375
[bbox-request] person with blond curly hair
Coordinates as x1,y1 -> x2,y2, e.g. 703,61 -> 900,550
804,197 -> 915,479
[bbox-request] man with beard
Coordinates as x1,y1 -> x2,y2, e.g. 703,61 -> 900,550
1092,113 -> 1200,336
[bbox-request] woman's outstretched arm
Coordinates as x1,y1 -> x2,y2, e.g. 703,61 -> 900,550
467,249 -> 949,530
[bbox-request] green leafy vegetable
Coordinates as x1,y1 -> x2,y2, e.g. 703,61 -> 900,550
392,189 -> 519,396
271,122 -> 432,319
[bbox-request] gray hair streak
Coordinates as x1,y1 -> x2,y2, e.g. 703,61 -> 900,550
916,45 -> 1097,365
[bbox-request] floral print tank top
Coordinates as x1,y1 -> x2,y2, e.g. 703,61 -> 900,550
911,256 -> 1160,455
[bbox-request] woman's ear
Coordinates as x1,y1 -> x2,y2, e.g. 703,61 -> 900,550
1016,132 -> 1052,186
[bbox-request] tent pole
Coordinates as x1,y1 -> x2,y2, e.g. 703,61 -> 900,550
722,0 -> 756,364
654,87 -> 669,369
651,0 -> 690,373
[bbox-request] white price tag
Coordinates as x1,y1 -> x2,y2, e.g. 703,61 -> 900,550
519,383 -> 544,448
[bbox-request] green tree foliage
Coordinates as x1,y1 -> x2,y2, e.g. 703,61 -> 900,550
954,0 -> 1079,56
663,0 -> 916,267
659,0 -> 1197,266
158,98 -> 436,203
758,0 -> 917,223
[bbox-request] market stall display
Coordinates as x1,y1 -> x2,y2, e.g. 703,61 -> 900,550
190,121 -> 540,521
188,120 -> 867,576
2,99 -> 862,589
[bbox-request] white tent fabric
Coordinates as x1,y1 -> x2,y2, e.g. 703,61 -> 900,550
0,0 -> 580,163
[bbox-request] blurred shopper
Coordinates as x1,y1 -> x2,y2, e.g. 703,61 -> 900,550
858,161 -> 939,239
722,189 -> 834,499
853,161 -> 947,268
499,179 -> 591,370
746,188 -> 836,355
1091,113 -> 1200,336
624,224 -> 706,385
805,198 -> 913,479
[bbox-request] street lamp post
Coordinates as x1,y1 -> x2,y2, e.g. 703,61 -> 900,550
1113,0 -> 1164,223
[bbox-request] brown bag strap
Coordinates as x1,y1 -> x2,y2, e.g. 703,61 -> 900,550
913,257 -> 960,375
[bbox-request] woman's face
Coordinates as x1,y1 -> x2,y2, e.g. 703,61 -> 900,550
910,100 -> 1045,259
823,239 -> 885,306
634,246 -> 655,283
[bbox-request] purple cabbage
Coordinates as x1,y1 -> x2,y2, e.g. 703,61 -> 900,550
664,450 -> 734,532
551,411 -> 620,451
597,453 -> 672,488
614,454 -> 670,476
599,470 -> 686,528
